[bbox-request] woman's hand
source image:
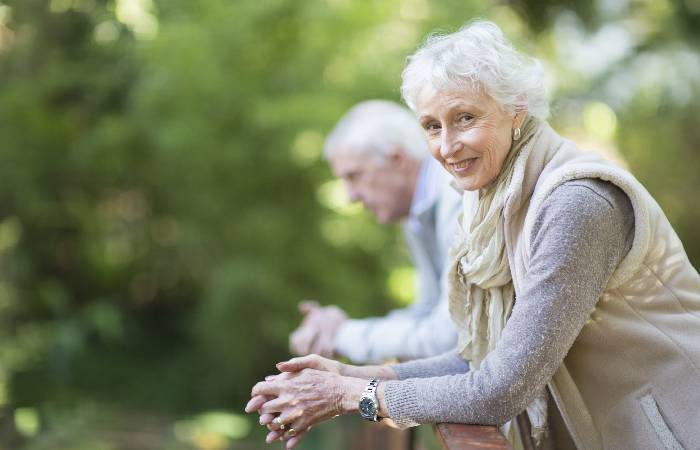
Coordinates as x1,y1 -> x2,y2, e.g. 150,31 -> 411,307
276,353 -> 399,381
249,368 -> 366,446
276,353 -> 346,375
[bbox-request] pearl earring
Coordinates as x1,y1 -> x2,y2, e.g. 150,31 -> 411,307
513,127 -> 521,141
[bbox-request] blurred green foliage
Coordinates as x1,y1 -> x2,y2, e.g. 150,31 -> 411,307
0,0 -> 698,448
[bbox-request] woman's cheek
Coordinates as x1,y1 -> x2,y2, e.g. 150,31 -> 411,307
427,138 -> 441,160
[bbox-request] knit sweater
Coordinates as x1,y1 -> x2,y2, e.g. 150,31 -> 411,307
384,177 -> 634,427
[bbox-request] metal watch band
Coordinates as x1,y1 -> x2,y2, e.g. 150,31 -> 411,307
364,379 -> 379,395
359,379 -> 381,422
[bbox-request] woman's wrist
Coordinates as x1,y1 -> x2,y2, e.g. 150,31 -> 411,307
340,376 -> 367,413
342,363 -> 398,380
338,373 -> 395,419
376,382 -> 390,419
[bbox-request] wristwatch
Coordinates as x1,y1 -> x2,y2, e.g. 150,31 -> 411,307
359,379 -> 381,422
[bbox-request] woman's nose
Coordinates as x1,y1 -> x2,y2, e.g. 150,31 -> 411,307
440,131 -> 462,159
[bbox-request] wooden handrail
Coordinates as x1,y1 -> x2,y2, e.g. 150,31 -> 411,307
434,423 -> 513,450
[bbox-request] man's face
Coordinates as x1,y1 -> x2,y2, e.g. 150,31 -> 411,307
329,147 -> 413,224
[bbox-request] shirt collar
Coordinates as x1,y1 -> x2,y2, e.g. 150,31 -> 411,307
407,158 -> 441,232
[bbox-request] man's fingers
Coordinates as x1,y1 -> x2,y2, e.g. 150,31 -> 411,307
289,326 -> 317,356
311,333 -> 335,358
289,328 -> 305,355
244,394 -> 270,413
309,337 -> 326,357
298,300 -> 319,314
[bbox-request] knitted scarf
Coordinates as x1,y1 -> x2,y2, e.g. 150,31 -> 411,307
447,115 -> 547,445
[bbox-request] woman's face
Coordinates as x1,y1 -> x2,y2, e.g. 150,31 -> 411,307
415,86 -> 518,191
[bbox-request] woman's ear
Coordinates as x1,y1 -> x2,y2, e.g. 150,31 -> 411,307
512,110 -> 527,129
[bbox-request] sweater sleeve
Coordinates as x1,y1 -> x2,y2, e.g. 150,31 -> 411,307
390,350 -> 469,380
382,179 -> 634,428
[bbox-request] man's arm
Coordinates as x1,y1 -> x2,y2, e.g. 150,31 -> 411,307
334,270 -> 457,363
334,173 -> 463,364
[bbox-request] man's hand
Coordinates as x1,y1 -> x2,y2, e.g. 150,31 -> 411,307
289,301 -> 347,357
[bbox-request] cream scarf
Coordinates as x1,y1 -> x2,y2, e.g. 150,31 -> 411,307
447,116 -> 548,444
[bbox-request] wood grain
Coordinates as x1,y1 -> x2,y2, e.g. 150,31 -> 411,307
434,423 -> 514,450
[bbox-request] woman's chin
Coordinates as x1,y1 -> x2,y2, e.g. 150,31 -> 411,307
455,177 -> 481,191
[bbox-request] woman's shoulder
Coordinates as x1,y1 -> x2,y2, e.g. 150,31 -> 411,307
550,178 -> 632,214
533,178 -> 634,248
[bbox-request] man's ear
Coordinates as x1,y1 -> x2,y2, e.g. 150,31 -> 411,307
386,147 -> 409,166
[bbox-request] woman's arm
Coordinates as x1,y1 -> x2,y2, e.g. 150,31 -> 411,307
391,350 -> 469,379
381,179 -> 634,427
273,354 -> 400,380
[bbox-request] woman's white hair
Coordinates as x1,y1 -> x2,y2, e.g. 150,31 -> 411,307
323,100 -> 429,161
401,20 -> 549,120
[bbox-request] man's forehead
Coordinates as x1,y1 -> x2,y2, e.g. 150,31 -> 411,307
330,147 -> 372,172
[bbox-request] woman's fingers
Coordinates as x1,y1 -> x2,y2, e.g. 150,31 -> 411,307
244,394 -> 270,413
277,354 -> 341,375
265,407 -> 303,431
277,354 -> 322,372
258,396 -> 288,415
277,408 -> 304,426
265,429 -> 284,444
285,428 -> 310,449
284,414 -> 310,440
259,413 -> 276,426
251,379 -> 281,397
265,415 -> 286,431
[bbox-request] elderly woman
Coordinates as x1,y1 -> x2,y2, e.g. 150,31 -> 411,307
246,20 -> 700,450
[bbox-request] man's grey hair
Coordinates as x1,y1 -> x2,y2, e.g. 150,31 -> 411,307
323,100 -> 430,161
401,20 -> 549,120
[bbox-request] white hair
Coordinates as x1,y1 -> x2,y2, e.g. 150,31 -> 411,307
323,100 -> 430,161
401,20 -> 549,120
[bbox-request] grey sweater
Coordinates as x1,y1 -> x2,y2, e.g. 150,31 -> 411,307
383,178 -> 635,427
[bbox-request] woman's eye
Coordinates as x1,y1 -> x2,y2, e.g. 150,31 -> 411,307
457,114 -> 473,123
424,122 -> 441,133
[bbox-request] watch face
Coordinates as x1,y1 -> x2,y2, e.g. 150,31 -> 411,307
359,396 -> 377,418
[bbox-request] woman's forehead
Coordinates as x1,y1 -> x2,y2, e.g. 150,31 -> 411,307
416,84 -> 492,116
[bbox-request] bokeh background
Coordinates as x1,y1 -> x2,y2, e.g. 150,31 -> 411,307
0,0 -> 698,449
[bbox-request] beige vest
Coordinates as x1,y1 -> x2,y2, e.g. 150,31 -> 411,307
503,123 -> 700,450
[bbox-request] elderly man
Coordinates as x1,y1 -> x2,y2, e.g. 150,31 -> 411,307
289,100 -> 461,364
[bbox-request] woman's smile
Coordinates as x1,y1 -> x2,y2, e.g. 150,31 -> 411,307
449,157 -> 479,174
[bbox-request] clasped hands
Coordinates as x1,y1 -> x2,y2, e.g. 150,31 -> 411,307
245,354 -> 366,449
288,301 -> 347,357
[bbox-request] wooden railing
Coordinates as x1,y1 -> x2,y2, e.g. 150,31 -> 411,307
433,423 -> 513,450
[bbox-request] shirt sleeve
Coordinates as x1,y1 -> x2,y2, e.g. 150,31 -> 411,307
382,179 -> 635,428
334,270 -> 457,364
334,170 -> 463,364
